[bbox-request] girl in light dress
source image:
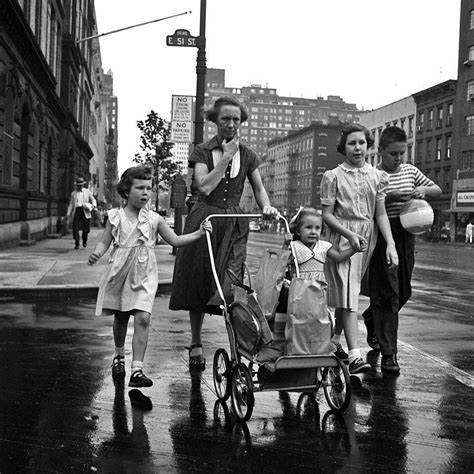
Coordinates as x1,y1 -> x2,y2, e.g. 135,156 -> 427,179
287,208 -> 364,354
321,124 -> 398,375
88,166 -> 212,388
289,207 -> 361,283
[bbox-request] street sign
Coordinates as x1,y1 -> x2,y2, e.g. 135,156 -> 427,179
171,121 -> 192,142
172,95 -> 193,121
166,29 -> 198,47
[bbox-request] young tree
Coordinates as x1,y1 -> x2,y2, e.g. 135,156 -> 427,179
133,110 -> 178,211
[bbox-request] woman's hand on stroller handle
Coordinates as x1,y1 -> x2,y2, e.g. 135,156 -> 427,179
262,205 -> 279,217
200,220 -> 213,233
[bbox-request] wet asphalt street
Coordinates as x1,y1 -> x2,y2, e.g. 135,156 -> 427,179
0,234 -> 473,473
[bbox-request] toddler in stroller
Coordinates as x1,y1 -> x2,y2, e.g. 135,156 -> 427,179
206,210 -> 360,421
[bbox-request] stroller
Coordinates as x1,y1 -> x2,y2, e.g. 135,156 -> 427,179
203,213 -> 351,422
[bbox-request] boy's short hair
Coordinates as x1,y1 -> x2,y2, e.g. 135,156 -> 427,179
117,165 -> 153,199
203,96 -> 249,124
379,126 -> 407,149
336,123 -> 374,155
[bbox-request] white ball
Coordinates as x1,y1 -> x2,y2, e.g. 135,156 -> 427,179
399,199 -> 434,235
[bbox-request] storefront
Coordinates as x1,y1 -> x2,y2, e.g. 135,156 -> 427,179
444,188 -> 474,242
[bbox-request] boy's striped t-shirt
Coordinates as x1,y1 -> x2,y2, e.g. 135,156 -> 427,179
379,163 -> 434,218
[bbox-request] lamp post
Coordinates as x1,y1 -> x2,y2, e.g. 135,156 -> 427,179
187,0 -> 207,212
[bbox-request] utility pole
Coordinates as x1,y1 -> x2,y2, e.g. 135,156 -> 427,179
187,0 -> 207,211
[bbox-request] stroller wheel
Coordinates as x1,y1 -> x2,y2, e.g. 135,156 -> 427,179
231,363 -> 255,421
213,348 -> 232,401
323,360 -> 351,412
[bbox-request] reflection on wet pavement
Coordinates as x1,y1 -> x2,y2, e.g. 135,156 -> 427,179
0,295 -> 473,472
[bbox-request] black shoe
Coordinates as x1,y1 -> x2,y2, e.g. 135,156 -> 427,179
188,344 -> 206,371
111,356 -> 125,378
129,369 -> 153,387
74,243 -> 80,249
83,242 -> 87,248
333,343 -> 349,362
367,333 -> 380,351
129,389 -> 153,411
381,354 -> 400,374
349,357 -> 371,374
363,309 -> 380,350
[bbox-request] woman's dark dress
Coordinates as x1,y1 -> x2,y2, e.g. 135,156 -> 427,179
169,135 -> 259,313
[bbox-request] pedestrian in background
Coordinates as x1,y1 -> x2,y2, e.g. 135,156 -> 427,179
321,124 -> 398,374
362,126 -> 441,374
466,221 -> 473,244
88,166 -> 212,388
169,96 -> 277,370
67,177 -> 96,249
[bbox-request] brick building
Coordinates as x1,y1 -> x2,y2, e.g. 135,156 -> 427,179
0,0 -> 113,248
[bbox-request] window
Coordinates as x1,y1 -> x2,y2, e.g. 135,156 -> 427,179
469,46 -> 474,61
427,109 -> 433,129
465,115 -> 474,135
437,107 -> 443,128
462,150 -> 474,170
426,139 -> 432,162
418,111 -> 424,130
471,10 -> 474,29
407,144 -> 413,164
468,81 -> 474,101
444,168 -> 451,192
436,137 -> 442,160
408,116 -> 414,137
446,135 -> 452,159
447,103 -> 453,126
416,141 -> 423,164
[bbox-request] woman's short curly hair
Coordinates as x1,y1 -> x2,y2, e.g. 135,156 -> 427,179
117,165 -> 153,199
289,207 -> 322,241
336,123 -> 375,155
203,96 -> 248,124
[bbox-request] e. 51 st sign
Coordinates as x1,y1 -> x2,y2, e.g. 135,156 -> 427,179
166,29 -> 199,47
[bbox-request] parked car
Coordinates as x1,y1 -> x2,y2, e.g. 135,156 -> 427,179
249,220 -> 261,232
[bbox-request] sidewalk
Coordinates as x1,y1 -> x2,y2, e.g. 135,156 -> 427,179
0,227 -> 177,297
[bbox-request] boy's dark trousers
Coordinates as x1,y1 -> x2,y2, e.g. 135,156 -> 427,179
72,207 -> 91,246
362,218 -> 415,355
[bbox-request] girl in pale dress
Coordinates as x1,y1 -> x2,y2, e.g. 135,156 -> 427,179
88,166 -> 212,388
289,207 -> 362,283
287,208 -> 363,353
320,124 -> 398,375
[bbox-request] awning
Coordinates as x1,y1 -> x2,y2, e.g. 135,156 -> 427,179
442,206 -> 474,213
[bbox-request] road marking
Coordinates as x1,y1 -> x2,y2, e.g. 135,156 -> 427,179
398,339 -> 474,389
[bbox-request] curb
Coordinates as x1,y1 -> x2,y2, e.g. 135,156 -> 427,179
0,281 -> 173,299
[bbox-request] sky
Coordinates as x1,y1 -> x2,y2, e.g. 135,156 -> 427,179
94,0 -> 461,175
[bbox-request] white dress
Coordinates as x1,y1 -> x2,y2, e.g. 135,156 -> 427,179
95,204 -> 160,316
292,239 -> 332,282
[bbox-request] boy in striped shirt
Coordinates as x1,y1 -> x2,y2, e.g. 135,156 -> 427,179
362,126 -> 441,373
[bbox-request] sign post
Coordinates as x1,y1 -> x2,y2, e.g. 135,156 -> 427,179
170,175 -> 187,254
166,0 -> 207,213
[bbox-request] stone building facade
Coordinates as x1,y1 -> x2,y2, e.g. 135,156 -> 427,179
0,0 -> 112,248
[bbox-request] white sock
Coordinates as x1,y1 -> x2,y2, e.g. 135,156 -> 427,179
331,334 -> 341,344
114,347 -> 125,358
348,349 -> 361,364
131,361 -> 143,374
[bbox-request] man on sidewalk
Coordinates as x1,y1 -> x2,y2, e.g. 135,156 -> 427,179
67,177 -> 96,249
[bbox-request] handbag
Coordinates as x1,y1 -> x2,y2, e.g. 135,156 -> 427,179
284,242 -> 332,356
252,248 -> 291,322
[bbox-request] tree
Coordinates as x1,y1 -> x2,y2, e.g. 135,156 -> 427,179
133,110 -> 178,211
